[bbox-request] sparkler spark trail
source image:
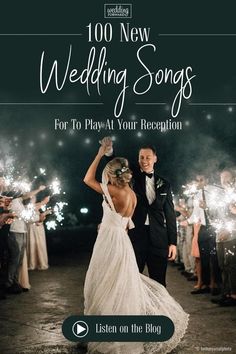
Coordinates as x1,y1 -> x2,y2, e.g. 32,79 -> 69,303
32,167 -> 47,183
49,179 -> 61,195
207,185 -> 236,243
40,204 -> 47,212
12,180 -> 31,193
46,220 -> 57,230
39,168 -> 46,176
0,145 -> 68,230
20,203 -> 37,222
45,201 -> 67,230
53,202 -> 68,223
182,182 -> 198,197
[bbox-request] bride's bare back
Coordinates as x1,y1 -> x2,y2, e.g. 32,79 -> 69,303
107,184 -> 137,218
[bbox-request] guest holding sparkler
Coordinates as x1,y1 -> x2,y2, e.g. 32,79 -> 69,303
188,175 -> 223,295
180,181 -> 201,287
27,195 -> 51,270
6,185 -> 47,294
176,197 -> 195,279
175,198 -> 185,270
0,197 -> 14,227
0,196 -> 15,300
213,169 -> 236,306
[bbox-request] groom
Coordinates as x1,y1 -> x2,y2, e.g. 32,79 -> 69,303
101,137 -> 177,287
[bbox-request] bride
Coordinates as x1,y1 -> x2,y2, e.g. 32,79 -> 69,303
83,144 -> 189,354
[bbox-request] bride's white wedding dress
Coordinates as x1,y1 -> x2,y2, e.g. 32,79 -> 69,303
84,183 -> 189,354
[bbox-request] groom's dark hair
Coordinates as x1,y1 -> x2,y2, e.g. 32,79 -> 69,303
139,145 -> 157,155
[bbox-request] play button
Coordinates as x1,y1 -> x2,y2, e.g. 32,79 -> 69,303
72,320 -> 89,338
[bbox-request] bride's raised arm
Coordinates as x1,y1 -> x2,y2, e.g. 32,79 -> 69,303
83,145 -> 107,194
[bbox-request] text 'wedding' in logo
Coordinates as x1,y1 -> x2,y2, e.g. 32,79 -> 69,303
104,4 -> 132,18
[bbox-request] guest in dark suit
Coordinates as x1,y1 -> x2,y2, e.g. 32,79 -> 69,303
0,196 -> 15,300
101,137 -> 177,286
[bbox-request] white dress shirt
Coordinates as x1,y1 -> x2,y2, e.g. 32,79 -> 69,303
145,173 -> 156,225
10,198 -> 39,233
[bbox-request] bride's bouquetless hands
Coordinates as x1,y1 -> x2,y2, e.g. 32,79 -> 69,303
97,145 -> 107,157
100,136 -> 113,154
100,136 -> 113,148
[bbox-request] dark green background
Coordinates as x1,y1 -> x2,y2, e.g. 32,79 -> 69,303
0,1 -> 236,221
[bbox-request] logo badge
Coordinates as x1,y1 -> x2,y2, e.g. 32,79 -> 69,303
104,4 -> 132,19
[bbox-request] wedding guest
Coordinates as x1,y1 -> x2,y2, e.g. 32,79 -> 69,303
0,197 -> 14,300
18,249 -> 31,291
188,174 -> 222,295
185,196 -> 196,281
214,169 -> 236,306
175,201 -> 185,272
180,183 -> 202,289
27,196 -> 51,270
176,197 -> 195,278
6,185 -> 46,294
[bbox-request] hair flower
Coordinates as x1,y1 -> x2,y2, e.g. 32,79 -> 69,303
115,166 -> 128,177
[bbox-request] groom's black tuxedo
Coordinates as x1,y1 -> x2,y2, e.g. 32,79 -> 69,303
105,155 -> 177,286
129,164 -> 177,257
128,164 -> 177,286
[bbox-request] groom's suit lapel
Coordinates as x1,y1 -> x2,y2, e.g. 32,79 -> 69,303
136,169 -> 149,205
140,170 -> 146,194
153,171 -> 165,201
154,173 -> 166,202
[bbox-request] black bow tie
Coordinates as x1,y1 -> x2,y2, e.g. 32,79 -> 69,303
143,172 -> 153,179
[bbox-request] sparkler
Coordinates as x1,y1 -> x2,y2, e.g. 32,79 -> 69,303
33,167 -> 47,181
212,219 -> 236,233
210,189 -> 236,246
223,187 -> 236,205
3,175 -> 13,187
46,220 -> 57,230
19,203 -> 37,223
49,179 -> 61,195
45,202 -> 68,230
227,249 -> 235,256
201,186 -> 236,237
1,154 -> 16,194
39,168 -> 46,176
53,202 -> 68,223
207,190 -> 225,209
1,152 -> 33,196
182,181 -> 236,244
1,148 -> 68,229
2,175 -> 31,196
182,182 -> 198,197
12,180 -> 31,193
204,186 -> 236,213
40,204 -> 47,212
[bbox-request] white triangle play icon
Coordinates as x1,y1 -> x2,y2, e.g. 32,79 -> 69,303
72,320 -> 89,338
76,323 -> 86,334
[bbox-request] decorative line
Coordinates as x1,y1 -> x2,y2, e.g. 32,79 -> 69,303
158,34 -> 236,36
0,34 -> 82,36
135,103 -> 166,105
0,102 -> 103,105
188,103 -> 236,105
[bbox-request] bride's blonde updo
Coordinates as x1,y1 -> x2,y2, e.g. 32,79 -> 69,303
104,157 -> 132,187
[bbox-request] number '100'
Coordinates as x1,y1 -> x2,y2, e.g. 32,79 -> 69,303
86,23 -> 113,42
